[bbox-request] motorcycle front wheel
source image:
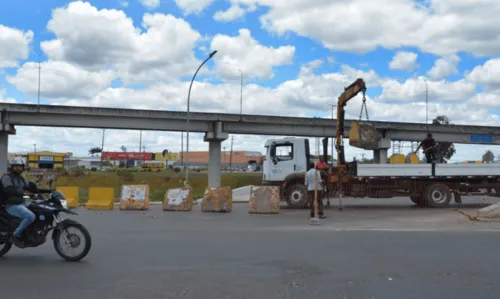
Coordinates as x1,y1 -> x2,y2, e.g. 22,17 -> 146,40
53,223 -> 91,262
0,242 -> 12,258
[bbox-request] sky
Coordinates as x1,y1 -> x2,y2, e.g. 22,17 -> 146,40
1,0 -> 500,161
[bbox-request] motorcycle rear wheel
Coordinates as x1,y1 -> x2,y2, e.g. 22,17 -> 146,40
53,223 -> 91,262
0,242 -> 12,258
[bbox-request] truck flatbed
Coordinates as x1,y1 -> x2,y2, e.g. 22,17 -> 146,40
351,163 -> 500,178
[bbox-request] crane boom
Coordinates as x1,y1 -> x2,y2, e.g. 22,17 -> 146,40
335,78 -> 366,168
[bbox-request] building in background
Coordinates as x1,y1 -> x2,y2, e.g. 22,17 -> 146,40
64,157 -> 102,169
178,151 -> 263,168
27,151 -> 71,169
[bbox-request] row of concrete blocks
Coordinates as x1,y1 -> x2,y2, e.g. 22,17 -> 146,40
56,185 -> 281,214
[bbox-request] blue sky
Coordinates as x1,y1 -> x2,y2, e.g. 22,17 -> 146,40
0,0 -> 500,161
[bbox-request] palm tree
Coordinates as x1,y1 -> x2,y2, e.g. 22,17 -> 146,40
88,147 -> 102,156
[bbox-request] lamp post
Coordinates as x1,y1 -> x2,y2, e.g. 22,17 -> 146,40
239,69 -> 243,118
185,50 -> 218,183
100,129 -> 105,169
422,77 -> 429,131
329,104 -> 335,163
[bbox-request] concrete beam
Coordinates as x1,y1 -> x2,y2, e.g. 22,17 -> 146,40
0,131 -> 8,172
1,103 -> 500,144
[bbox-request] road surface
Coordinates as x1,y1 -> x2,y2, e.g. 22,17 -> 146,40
1,197 -> 499,299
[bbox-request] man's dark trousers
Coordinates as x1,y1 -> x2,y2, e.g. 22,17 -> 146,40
308,191 -> 324,218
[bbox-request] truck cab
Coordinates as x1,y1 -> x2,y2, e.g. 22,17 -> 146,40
262,137 -> 312,207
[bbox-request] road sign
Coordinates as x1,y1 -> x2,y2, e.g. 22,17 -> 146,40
470,135 -> 493,143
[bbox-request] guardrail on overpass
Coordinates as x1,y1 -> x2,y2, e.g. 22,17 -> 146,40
1,103 -> 500,145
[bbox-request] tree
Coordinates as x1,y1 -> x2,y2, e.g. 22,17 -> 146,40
120,145 -> 127,152
432,115 -> 456,163
88,147 -> 102,156
483,150 -> 495,163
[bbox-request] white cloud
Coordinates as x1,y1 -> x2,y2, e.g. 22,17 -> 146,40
378,77 -> 476,104
467,58 -> 500,91
40,1 -> 202,84
389,51 -> 418,72
139,0 -> 159,9
214,4 -> 246,22
174,0 -> 214,15
0,89 -> 17,103
224,0 -> 500,57
210,28 -> 295,80
7,60 -> 116,99
120,1 -> 129,7
427,55 -> 460,80
213,1 -> 257,22
0,25 -> 34,69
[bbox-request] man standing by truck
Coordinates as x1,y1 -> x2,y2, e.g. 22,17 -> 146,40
305,162 -> 326,219
415,133 -> 437,163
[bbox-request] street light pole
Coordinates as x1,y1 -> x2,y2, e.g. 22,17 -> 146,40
186,50 -> 218,183
422,78 -> 429,131
37,52 -> 41,111
329,104 -> 335,164
239,69 -> 243,118
100,129 -> 105,169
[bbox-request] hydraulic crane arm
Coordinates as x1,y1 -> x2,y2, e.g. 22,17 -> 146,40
335,78 -> 367,168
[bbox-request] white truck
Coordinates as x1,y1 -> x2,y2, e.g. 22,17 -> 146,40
262,137 -> 500,208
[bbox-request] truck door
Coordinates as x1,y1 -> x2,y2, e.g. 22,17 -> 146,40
267,141 -> 298,182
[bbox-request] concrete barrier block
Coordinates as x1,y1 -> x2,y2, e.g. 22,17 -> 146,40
57,186 -> 79,208
163,186 -> 193,211
119,185 -> 150,210
86,187 -> 114,210
477,203 -> 500,219
201,186 -> 232,213
248,186 -> 280,214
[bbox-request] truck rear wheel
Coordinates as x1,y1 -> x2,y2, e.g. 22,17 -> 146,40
286,184 -> 308,208
409,194 -> 426,207
425,183 -> 452,208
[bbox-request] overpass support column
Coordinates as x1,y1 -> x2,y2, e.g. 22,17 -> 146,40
373,138 -> 391,164
204,122 -> 228,188
0,123 -> 16,172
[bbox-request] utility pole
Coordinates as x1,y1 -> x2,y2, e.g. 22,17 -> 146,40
37,53 -> 41,111
139,130 -> 142,165
239,69 -> 243,118
329,104 -> 335,164
181,131 -> 183,166
100,129 -> 105,169
229,135 -> 234,172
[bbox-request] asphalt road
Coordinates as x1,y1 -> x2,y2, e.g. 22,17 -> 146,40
1,198 -> 500,299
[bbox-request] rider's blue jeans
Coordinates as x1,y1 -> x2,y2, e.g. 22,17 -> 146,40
5,204 -> 36,237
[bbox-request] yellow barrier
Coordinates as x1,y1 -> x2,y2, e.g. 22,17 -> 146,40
406,153 -> 419,164
86,187 -> 114,210
201,186 -> 232,213
163,186 -> 193,211
119,185 -> 150,210
389,154 -> 405,164
56,186 -> 79,208
248,186 -> 280,214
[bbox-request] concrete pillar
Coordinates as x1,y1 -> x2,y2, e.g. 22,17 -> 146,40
0,131 -> 7,173
204,121 -> 229,188
208,139 -> 222,188
373,148 -> 388,164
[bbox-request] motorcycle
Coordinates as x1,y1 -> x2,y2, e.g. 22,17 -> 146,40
0,190 -> 91,261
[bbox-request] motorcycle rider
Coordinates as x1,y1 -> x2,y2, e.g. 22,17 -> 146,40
1,157 -> 51,248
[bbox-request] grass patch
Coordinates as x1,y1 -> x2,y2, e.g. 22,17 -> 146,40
55,171 -> 262,203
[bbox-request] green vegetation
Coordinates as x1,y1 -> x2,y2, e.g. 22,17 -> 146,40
54,171 -> 262,203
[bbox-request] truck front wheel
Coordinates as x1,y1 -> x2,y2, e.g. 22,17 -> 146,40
286,184 -> 308,208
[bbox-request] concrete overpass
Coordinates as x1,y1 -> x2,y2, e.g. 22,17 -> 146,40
1,103 -> 500,186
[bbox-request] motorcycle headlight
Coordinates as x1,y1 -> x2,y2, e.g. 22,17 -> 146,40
60,200 -> 68,209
